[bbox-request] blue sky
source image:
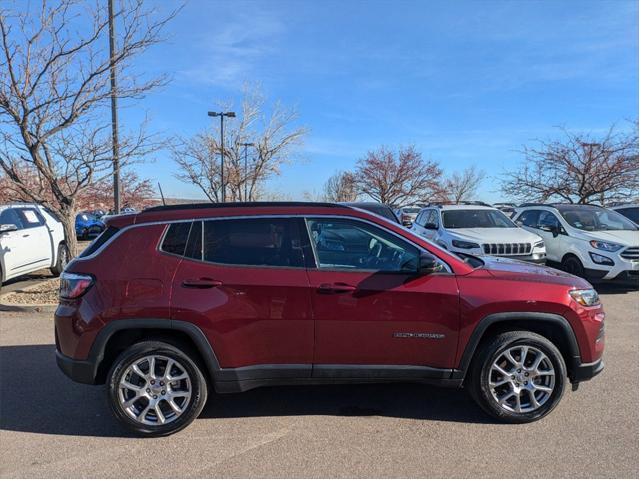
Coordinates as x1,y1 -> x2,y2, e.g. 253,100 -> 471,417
124,0 -> 639,202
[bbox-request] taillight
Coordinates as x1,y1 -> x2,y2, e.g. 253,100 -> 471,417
59,272 -> 94,299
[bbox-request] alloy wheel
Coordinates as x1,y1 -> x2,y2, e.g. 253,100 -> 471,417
118,354 -> 192,426
488,345 -> 555,413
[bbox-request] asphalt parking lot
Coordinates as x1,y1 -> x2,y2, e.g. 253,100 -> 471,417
0,284 -> 637,478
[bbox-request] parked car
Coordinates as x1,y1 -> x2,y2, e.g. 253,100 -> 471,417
513,204 -> 639,282
411,204 -> 546,263
493,202 -> 518,218
75,212 -> 105,240
0,203 -> 68,291
395,206 -> 421,226
56,201 -> 604,436
340,202 -> 399,223
610,204 -> 639,227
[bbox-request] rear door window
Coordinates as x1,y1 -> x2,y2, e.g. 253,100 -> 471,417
203,218 -> 304,268
16,208 -> 45,229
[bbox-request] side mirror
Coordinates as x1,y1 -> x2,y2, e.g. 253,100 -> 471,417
540,224 -> 558,236
0,224 -> 18,233
424,222 -> 438,230
418,252 -> 442,275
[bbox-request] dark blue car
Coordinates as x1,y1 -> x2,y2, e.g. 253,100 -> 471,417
75,212 -> 105,240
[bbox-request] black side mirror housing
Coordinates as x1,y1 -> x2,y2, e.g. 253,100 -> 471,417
418,252 -> 442,275
424,222 -> 438,230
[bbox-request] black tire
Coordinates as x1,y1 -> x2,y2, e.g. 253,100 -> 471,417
468,331 -> 566,423
50,243 -> 69,276
562,255 -> 585,278
107,341 -> 208,437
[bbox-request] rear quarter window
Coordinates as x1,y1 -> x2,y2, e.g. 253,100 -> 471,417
160,222 -> 192,256
79,226 -> 120,257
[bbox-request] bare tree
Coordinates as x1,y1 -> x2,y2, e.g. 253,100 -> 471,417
0,0 -> 176,256
323,170 -> 357,202
172,87 -> 307,202
502,124 -> 639,205
353,146 -> 442,207
443,166 -> 485,204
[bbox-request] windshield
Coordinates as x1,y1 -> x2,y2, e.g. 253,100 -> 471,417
442,209 -> 517,229
560,207 -> 638,231
362,206 -> 399,223
615,207 -> 639,225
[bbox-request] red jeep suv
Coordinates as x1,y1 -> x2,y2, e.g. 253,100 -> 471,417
55,202 -> 605,436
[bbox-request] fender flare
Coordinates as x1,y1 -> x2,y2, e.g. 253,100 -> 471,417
453,312 -> 581,380
88,319 -> 221,383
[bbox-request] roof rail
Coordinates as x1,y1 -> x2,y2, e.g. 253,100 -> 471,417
142,201 -> 346,213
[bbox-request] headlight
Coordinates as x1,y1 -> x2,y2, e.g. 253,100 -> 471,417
569,288 -> 600,307
451,239 -> 480,249
533,240 -> 545,249
589,240 -> 622,252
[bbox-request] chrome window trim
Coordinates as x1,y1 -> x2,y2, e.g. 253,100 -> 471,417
73,213 -> 453,273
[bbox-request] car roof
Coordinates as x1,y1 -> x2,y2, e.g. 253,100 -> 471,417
610,204 -> 639,209
424,204 -> 497,211
0,202 -> 42,211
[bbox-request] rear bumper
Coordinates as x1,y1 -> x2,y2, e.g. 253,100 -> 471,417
571,358 -> 604,383
56,350 -> 98,384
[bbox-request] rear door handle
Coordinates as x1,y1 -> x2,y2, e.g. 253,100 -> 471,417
181,278 -> 223,289
318,282 -> 357,294
22,234 -> 30,238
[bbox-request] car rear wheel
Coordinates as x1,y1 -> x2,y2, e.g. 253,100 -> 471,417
107,341 -> 208,437
562,255 -> 585,278
468,331 -> 566,423
50,243 -> 69,276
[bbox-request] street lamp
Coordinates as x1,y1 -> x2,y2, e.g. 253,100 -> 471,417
207,111 -> 236,202
240,142 -> 255,201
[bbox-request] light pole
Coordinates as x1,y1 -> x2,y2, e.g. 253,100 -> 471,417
207,111 -> 236,202
108,0 -> 120,214
240,142 -> 255,201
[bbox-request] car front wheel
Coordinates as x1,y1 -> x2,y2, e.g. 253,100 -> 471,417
468,331 -> 566,423
107,341 -> 208,437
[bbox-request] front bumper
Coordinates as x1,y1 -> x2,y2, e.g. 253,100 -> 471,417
56,349 -> 98,384
571,358 -> 604,383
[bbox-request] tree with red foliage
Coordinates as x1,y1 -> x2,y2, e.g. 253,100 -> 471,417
353,146 -> 443,207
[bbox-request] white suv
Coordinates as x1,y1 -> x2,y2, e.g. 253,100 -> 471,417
0,203 -> 68,291
412,204 -> 546,262
513,204 -> 639,282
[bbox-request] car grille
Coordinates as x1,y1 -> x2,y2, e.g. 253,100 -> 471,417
620,247 -> 639,261
483,243 -> 532,256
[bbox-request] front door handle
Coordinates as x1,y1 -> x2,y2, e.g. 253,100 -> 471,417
182,278 -> 223,289
318,282 -> 357,294
22,234 -> 30,238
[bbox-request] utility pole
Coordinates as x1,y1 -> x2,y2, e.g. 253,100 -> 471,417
108,0 -> 120,214
240,142 -> 255,201
207,111 -> 236,202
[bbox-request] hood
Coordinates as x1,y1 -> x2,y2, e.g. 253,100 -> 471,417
477,255 -> 591,288
449,227 -> 542,244
573,229 -> 639,246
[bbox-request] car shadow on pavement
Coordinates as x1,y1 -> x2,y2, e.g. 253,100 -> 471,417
0,344 -> 493,438
593,282 -> 639,295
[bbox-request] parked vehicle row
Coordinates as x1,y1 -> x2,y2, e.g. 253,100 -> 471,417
0,203 -> 68,291
55,201 -> 605,436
